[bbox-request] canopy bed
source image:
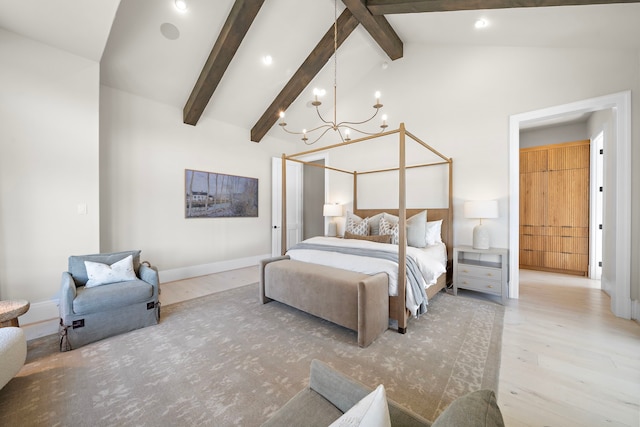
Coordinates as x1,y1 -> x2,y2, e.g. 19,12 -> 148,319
261,124 -> 453,345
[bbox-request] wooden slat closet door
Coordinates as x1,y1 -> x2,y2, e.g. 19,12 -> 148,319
519,140 -> 589,276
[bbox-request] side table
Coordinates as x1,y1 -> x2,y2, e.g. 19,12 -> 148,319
0,300 -> 30,327
453,246 -> 508,304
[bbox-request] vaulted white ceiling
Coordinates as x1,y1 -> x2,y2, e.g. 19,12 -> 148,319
2,0 -> 639,136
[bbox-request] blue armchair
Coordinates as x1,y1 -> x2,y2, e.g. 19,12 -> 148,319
58,250 -> 160,351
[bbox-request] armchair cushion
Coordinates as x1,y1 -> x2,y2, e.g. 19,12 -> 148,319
72,279 -> 154,315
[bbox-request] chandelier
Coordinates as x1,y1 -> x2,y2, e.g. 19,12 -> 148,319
278,0 -> 388,145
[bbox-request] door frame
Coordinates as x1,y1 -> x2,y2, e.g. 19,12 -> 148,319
508,91 -> 631,319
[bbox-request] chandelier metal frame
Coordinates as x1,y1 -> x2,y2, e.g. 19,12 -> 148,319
278,0 -> 388,145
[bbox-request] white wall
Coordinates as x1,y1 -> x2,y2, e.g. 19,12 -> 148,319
99,86 -> 293,281
520,122 -> 588,148
0,29 -> 100,321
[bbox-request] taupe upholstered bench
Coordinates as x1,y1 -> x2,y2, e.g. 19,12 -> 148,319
260,256 -> 388,347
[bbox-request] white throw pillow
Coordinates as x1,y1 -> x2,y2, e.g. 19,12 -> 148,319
85,255 -> 137,288
329,384 -> 391,427
425,219 -> 443,245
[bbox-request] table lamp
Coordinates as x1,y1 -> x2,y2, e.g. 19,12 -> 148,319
323,203 -> 342,237
463,200 -> 498,249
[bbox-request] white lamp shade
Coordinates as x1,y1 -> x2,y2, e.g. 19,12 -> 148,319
323,203 -> 342,217
463,200 -> 498,219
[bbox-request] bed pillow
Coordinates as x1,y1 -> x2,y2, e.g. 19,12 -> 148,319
379,217 -> 399,245
329,384 -> 391,427
346,213 -> 370,236
406,210 -> 427,247
379,211 -> 427,247
367,213 -> 384,235
425,219 -> 443,245
344,232 -> 392,244
84,255 -> 137,288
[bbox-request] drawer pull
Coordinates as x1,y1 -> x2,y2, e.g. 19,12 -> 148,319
486,273 -> 493,277
487,285 -> 493,288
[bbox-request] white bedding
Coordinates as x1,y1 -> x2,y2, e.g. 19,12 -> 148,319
286,236 -> 447,316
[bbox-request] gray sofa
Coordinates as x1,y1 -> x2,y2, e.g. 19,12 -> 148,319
58,250 -> 160,351
261,359 -> 505,427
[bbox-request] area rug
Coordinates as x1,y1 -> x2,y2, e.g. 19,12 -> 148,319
0,283 -> 504,426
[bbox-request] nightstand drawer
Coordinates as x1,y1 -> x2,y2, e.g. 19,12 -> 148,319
456,264 -> 502,282
456,276 -> 502,296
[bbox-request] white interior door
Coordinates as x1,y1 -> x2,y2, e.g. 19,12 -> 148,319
271,157 -> 302,256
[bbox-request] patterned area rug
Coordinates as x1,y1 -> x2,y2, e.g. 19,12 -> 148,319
0,283 -> 504,426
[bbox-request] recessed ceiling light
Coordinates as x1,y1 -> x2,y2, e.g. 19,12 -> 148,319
262,55 -> 273,66
474,19 -> 488,29
175,0 -> 187,12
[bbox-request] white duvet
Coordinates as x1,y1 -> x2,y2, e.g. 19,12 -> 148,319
286,236 -> 447,316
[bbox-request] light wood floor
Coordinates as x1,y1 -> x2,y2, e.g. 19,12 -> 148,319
160,267 -> 640,427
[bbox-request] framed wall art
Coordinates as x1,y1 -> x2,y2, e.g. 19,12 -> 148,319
185,169 -> 258,218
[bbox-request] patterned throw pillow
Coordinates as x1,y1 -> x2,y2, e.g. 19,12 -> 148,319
379,217 -> 399,244
346,216 -> 370,236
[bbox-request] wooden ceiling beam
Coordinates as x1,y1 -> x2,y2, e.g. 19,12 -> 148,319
365,0 -> 640,14
250,8 -> 360,143
342,0 -> 403,60
183,0 -> 266,126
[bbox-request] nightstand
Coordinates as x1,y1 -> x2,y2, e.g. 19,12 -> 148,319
453,246 -> 508,304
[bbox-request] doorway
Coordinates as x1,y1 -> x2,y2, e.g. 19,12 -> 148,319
508,91 -> 631,319
271,153 -> 330,256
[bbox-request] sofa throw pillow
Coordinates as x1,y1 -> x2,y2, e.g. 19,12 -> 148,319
379,217 -> 399,245
425,219 -> 443,245
84,255 -> 137,288
329,384 -> 391,427
344,232 -> 392,244
432,389 -> 505,427
346,215 -> 370,236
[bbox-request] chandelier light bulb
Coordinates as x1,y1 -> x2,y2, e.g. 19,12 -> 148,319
278,111 -> 287,127
374,91 -> 382,109
174,0 -> 187,11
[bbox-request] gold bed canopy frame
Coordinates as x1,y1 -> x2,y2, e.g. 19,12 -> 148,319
280,123 -> 453,331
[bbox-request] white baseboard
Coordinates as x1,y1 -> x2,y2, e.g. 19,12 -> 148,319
20,301 -> 60,341
158,254 -> 269,283
19,254 -> 270,340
